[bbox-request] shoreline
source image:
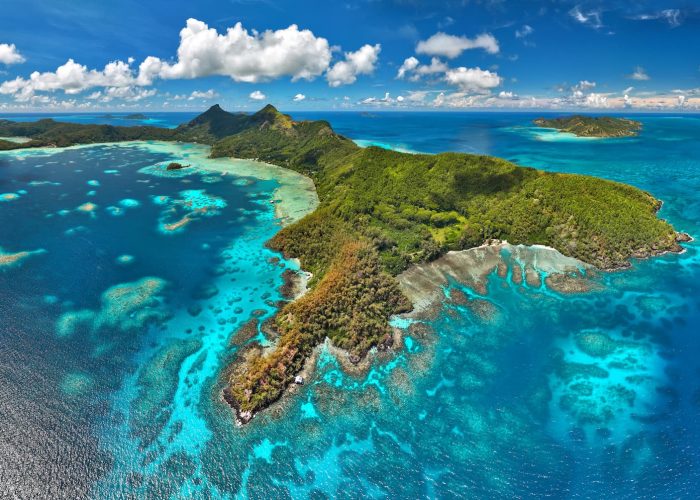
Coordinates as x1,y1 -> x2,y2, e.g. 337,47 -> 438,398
0,140 -> 320,227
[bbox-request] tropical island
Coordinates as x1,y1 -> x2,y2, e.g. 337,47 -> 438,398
533,115 -> 642,137
125,113 -> 148,120
0,104 -> 686,423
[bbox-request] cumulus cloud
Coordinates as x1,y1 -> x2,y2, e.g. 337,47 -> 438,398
397,57 -> 448,81
83,87 -> 156,103
0,59 -> 137,101
293,93 -> 306,101
0,18 -> 382,106
0,43 -> 25,65
405,90 -> 429,103
104,87 -> 157,102
249,90 -> 266,100
326,44 -> 381,87
444,67 -> 501,92
397,57 -> 419,79
629,66 -> 650,81
360,92 -> 405,106
141,18 -> 332,84
188,89 -> 218,100
416,32 -> 499,58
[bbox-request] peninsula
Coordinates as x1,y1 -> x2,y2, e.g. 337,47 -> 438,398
533,115 -> 642,137
0,105 -> 685,423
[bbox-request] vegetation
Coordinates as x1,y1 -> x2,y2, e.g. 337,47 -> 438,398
0,105 -> 683,420
0,138 -> 18,150
227,242 -> 410,420
533,115 -> 642,137
0,118 -> 175,148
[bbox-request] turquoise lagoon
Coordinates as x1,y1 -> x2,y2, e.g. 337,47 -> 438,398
0,113 -> 699,498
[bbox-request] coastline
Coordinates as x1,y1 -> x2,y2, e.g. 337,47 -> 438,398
0,140 -> 320,227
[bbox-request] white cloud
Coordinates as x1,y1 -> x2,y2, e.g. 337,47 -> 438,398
360,92 -> 404,106
416,32 -> 499,58
102,86 -> 157,102
415,58 -> 449,77
0,43 -> 25,65
293,93 -> 306,101
326,44 -> 381,87
623,86 -> 634,94
444,67 -> 501,92
396,57 -> 419,79
188,89 -> 218,100
141,18 -> 332,84
249,90 -> 266,100
515,25 -> 534,39
0,59 -> 137,101
569,6 -> 603,29
397,57 -> 448,81
584,93 -> 608,107
629,66 -> 650,81
406,90 -> 429,102
1,19 -> 382,107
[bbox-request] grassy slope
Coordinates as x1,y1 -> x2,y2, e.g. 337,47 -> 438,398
533,115 -> 642,137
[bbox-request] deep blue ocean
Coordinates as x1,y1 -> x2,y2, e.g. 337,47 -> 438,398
1,111 -> 698,498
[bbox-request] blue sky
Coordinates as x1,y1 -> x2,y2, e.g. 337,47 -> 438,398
0,0 -> 698,111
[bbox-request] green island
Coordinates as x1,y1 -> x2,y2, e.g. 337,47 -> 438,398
533,115 -> 642,137
0,105 -> 687,423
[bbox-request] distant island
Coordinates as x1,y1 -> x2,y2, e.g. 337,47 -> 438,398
0,105 -> 687,423
125,113 -> 148,120
533,115 -> 642,137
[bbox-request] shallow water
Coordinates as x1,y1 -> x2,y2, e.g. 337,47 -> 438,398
1,113 -> 699,498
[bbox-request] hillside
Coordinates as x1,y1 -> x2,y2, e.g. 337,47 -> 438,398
533,115 -> 642,137
0,118 -> 174,148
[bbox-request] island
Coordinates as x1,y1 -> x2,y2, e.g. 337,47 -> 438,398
533,115 -> 642,137
0,104 -> 687,423
125,113 -> 148,120
165,162 -> 189,171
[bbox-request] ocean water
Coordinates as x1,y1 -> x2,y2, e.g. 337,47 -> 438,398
0,113 -> 698,498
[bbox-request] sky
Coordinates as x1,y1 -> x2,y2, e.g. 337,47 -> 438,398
0,0 -> 699,112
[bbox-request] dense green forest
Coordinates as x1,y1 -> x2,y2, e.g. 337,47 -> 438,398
533,115 -> 642,137
0,106 -> 683,420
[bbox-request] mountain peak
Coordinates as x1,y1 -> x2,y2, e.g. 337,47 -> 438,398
201,103 -> 226,115
255,104 -> 281,115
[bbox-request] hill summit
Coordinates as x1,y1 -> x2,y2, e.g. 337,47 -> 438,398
175,104 -> 297,144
